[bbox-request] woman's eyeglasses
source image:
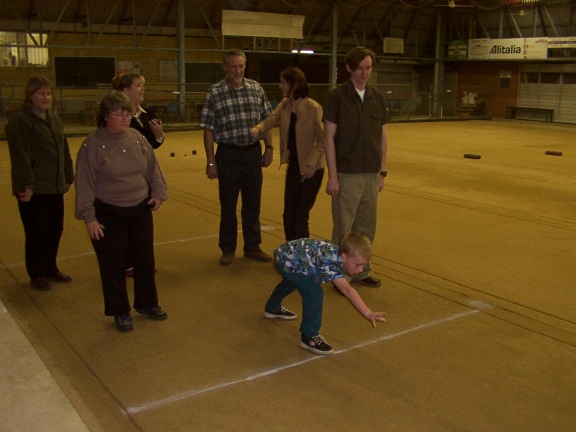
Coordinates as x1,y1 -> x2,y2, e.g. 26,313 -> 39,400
111,111 -> 133,119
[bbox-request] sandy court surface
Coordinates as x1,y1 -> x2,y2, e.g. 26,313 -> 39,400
1,119 -> 575,431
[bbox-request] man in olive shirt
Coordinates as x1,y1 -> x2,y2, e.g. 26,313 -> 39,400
323,46 -> 389,287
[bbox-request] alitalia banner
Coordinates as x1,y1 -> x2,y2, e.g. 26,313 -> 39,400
468,38 -> 548,60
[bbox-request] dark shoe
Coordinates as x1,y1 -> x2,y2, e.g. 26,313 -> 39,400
358,276 -> 381,288
244,249 -> 272,263
48,271 -> 72,283
264,306 -> 297,320
135,306 -> 168,321
114,314 -> 134,331
31,278 -> 51,291
219,253 -> 235,266
300,335 -> 334,355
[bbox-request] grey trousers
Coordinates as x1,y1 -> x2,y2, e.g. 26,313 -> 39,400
331,172 -> 379,281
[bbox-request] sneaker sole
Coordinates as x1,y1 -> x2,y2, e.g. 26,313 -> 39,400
264,311 -> 297,320
243,251 -> 272,262
135,309 -> 168,321
299,341 -> 334,355
359,282 -> 381,288
357,279 -> 381,288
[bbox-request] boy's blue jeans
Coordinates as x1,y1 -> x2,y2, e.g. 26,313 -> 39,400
266,263 -> 324,339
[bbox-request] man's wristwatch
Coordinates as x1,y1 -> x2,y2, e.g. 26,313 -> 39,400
378,169 -> 388,178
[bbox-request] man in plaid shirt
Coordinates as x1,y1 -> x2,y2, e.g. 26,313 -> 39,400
200,49 -> 274,266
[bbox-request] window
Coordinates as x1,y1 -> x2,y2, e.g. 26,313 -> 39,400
561,73 -> 576,85
0,32 -> 49,67
500,71 -> 511,89
54,57 -> 116,87
540,73 -> 560,84
521,72 -> 539,83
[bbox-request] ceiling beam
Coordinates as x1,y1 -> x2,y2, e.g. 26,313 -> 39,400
5,0 -> 37,43
45,0 -> 72,45
194,0 -> 221,48
94,0 -> 122,46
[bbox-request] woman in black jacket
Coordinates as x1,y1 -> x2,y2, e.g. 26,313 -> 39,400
112,73 -> 166,277
5,77 -> 74,291
112,73 -> 166,149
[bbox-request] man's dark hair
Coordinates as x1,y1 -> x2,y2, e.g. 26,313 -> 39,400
223,49 -> 246,65
345,46 -> 375,71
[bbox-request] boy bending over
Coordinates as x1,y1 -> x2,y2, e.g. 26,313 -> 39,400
264,233 -> 387,355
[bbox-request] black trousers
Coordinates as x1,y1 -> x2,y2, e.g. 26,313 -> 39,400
283,165 -> 324,241
18,194 -> 64,279
17,193 -> 65,280
91,199 -> 158,316
215,143 -> 263,254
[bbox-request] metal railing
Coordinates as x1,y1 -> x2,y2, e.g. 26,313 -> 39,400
1,82 -> 493,132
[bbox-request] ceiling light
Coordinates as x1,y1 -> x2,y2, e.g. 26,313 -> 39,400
291,48 -> 314,54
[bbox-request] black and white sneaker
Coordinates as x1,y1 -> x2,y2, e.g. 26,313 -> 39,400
135,306 -> 168,321
264,306 -> 297,320
300,335 -> 334,355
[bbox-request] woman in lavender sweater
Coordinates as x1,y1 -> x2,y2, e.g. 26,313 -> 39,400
75,92 -> 168,332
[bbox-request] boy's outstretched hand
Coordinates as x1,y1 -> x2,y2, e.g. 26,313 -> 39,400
368,312 -> 387,327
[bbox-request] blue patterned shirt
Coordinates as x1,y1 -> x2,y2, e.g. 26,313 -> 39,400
200,78 -> 272,147
274,238 -> 345,284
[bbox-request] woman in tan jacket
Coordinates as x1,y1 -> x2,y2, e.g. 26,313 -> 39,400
251,67 -> 324,240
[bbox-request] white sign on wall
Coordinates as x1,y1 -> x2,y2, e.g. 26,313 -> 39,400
468,38 -> 548,60
222,10 -> 304,39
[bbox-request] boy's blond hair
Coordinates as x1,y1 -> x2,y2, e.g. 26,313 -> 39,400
339,233 -> 372,261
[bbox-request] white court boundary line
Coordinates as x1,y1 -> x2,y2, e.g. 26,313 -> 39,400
1,236 -> 219,269
126,308 -> 480,415
1,226 -> 277,269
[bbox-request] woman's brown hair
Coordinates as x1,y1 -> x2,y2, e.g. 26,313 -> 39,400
280,67 -> 309,100
24,77 -> 52,105
96,92 -> 132,127
111,73 -> 144,91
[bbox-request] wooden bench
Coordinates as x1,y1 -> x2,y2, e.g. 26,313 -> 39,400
506,106 -> 554,122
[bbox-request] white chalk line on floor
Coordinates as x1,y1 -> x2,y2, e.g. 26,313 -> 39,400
1,226 -> 276,269
125,308 -> 480,415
